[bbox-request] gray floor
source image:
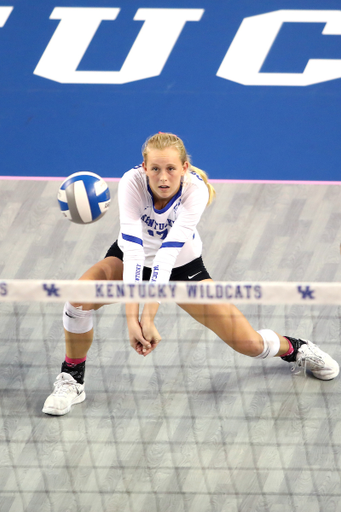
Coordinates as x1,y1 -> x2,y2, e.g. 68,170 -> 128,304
1,179 -> 341,512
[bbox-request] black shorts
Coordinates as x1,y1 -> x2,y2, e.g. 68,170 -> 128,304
105,240 -> 211,281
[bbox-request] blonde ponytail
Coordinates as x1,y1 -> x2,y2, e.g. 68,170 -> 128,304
190,165 -> 216,206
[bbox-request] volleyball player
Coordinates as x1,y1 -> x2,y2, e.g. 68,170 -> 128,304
43,133 -> 339,415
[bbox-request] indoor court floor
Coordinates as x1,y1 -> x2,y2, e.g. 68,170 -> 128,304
1,178 -> 341,512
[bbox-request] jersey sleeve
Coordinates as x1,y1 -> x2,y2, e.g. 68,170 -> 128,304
118,171 -> 145,282
151,180 -> 209,283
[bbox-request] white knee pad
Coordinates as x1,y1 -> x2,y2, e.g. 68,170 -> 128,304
255,329 -> 280,359
63,302 -> 94,334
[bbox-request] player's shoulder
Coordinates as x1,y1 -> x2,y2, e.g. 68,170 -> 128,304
183,166 -> 209,198
121,164 -> 143,179
120,164 -> 146,187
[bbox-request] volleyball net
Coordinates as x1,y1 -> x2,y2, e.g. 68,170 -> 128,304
1,279 -> 340,508
1,279 -> 340,347
1,279 -> 340,305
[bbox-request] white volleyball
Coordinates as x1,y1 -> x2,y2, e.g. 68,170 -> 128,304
58,171 -> 111,224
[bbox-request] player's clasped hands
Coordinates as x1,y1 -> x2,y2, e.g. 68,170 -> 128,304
128,318 -> 161,356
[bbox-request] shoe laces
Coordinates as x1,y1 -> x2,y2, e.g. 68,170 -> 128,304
292,344 -> 325,376
52,375 -> 79,397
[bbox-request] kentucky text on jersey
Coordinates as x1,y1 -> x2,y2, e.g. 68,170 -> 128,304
141,215 -> 175,230
135,264 -> 142,281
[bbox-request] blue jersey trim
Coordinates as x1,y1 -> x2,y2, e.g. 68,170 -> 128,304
147,182 -> 182,214
122,233 -> 143,246
161,241 -> 184,248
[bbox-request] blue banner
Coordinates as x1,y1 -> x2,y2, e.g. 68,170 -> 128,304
1,1 -> 341,180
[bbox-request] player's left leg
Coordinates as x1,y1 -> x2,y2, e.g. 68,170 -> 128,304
42,256 -> 124,415
178,279 -> 339,380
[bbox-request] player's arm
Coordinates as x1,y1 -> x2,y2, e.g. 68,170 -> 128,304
118,172 -> 151,353
138,302 -> 161,356
125,303 -> 153,355
118,172 -> 145,282
150,183 -> 209,283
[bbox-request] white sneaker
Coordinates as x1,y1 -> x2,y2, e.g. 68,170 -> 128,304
42,372 -> 86,415
294,339 -> 340,380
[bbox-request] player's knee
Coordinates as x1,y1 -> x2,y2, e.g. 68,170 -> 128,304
254,329 -> 280,359
63,302 -> 94,334
242,335 -> 265,357
106,257 -> 123,280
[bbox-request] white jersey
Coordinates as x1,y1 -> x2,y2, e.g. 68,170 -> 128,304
117,165 -> 209,283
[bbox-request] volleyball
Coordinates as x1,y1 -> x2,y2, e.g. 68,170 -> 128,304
58,172 -> 111,224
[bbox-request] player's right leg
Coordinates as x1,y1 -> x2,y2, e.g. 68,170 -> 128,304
179,289 -> 339,380
42,256 -> 123,416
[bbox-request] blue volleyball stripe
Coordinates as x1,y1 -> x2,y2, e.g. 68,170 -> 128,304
83,176 -> 101,220
122,233 -> 143,246
60,174 -> 95,190
161,241 -> 184,248
58,199 -> 68,211
96,188 -> 110,203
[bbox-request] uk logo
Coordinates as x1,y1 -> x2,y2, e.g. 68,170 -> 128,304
43,283 -> 60,297
297,285 -> 315,300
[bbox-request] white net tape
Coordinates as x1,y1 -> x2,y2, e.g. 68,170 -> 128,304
0,279 -> 340,304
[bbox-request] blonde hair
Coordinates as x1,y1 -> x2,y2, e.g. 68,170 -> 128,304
142,133 -> 215,205
189,165 -> 216,206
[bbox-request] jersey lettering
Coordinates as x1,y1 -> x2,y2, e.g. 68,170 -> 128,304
156,228 -> 168,240
151,265 -> 159,282
135,264 -> 142,281
217,10 -> 341,86
141,214 -> 174,231
33,7 -> 204,84
190,171 -> 203,181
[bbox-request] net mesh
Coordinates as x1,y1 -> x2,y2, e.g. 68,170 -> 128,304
0,280 -> 340,512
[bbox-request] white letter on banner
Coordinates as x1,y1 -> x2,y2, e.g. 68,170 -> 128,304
0,6 -> 13,27
33,8 -> 120,83
217,10 -> 341,86
34,7 -> 204,84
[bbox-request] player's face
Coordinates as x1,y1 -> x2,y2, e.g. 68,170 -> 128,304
143,147 -> 188,206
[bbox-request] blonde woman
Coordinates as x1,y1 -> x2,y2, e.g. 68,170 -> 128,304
43,133 -> 339,415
